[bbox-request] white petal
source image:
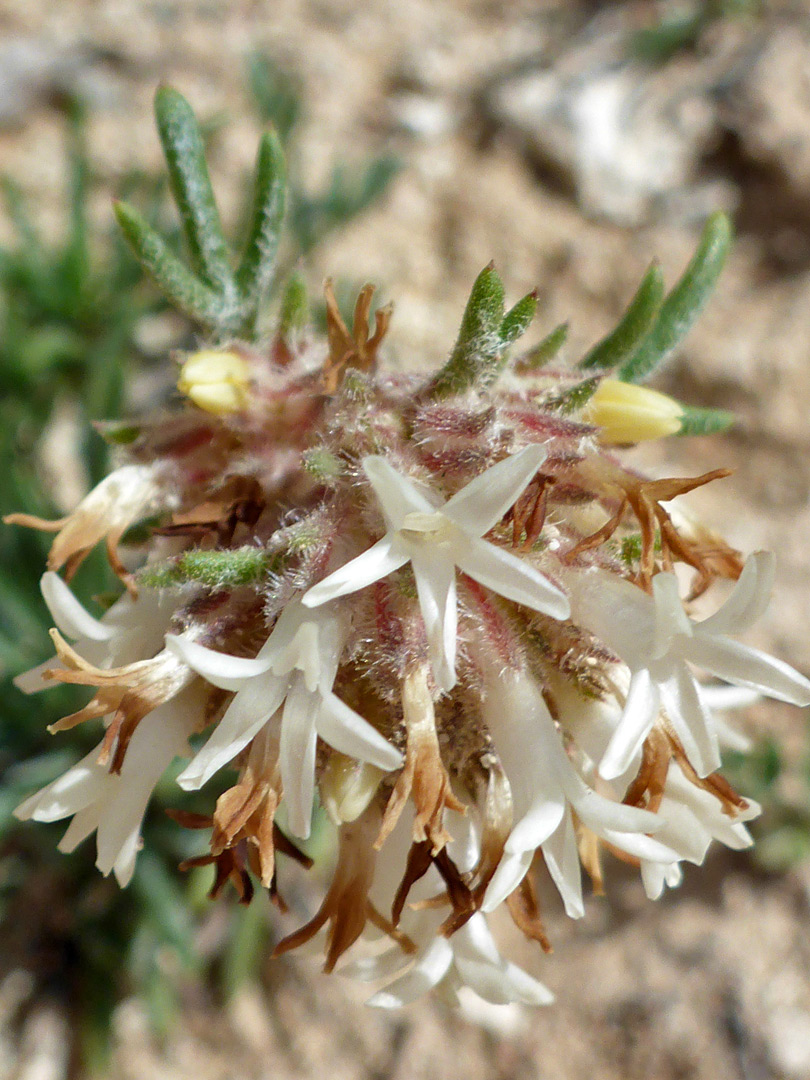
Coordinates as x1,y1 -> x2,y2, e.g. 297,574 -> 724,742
315,692 -> 402,770
177,673 -> 287,790
601,828 -> 680,864
685,636 -> 810,707
341,946 -> 411,984
366,938 -> 454,1008
651,572 -> 692,657
506,797 -> 565,854
165,633 -> 274,691
302,536 -> 409,607
411,549 -> 457,691
641,860 -> 669,899
453,955 -> 524,1005
701,684 -> 761,712
698,551 -> 774,637
599,667 -> 660,780
279,676 -> 318,839
659,668 -> 721,778
362,456 -> 437,528
41,572 -> 114,642
453,919 -> 554,1005
541,807 -> 583,918
498,962 -> 555,1006
565,780 -> 661,836
457,536 -> 569,619
15,748 -> 105,822
14,658 -> 61,695
443,445 -> 548,535
481,849 -> 533,912
59,805 -> 102,854
569,570 -> 655,664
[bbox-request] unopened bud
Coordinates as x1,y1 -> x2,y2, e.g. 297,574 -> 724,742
177,350 -> 251,415
321,753 -> 385,825
586,378 -> 683,444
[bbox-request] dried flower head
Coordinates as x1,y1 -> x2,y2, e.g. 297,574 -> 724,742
8,88 -> 810,1011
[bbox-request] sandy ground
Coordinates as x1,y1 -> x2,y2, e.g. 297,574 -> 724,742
2,0 -> 810,1077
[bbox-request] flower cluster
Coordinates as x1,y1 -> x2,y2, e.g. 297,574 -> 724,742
8,95 -> 810,1010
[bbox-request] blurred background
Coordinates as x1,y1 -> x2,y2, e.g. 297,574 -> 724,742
2,1 -> 810,1077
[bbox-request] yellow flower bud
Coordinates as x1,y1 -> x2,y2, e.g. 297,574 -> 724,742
320,753 -> 386,825
585,378 -> 683,444
177,350 -> 251,415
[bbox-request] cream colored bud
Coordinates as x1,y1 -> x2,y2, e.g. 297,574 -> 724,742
585,378 -> 683,444
177,350 -> 251,415
320,753 -> 386,825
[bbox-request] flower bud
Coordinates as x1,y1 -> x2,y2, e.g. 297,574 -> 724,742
177,349 -> 250,415
320,753 -> 386,825
586,378 -> 683,444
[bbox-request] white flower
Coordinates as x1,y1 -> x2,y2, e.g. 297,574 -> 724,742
302,447 -> 570,690
570,552 -> 810,780
552,682 -> 761,899
166,600 -> 402,839
6,463 -> 167,576
15,571 -> 177,694
345,910 -> 554,1009
479,664 -> 677,916
344,810 -> 553,1008
638,762 -> 761,900
14,691 -> 198,886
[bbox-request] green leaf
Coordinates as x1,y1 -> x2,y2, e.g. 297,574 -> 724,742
618,213 -> 732,383
499,290 -> 538,346
278,271 -> 309,339
677,404 -> 735,436
114,200 -> 232,329
545,375 -> 601,415
427,263 -> 506,397
154,86 -> 236,296
235,130 -> 286,307
579,262 -> 664,371
139,546 -> 276,589
513,321 -> 569,371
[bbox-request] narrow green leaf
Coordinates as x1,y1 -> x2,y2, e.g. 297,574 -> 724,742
513,321 -> 569,371
278,270 -> 309,339
114,200 -> 233,330
618,213 -> 733,383
499,290 -> 538,346
545,375 -> 601,415
579,262 -> 665,371
154,86 -> 235,295
677,404 -> 735,436
235,130 -> 286,305
427,263 -> 506,397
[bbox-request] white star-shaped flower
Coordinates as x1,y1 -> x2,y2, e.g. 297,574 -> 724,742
571,552 -> 810,780
478,664 -> 675,916
15,571 -> 177,694
344,910 -> 554,1009
166,600 -> 402,838
15,693 -> 198,886
302,446 -> 570,690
